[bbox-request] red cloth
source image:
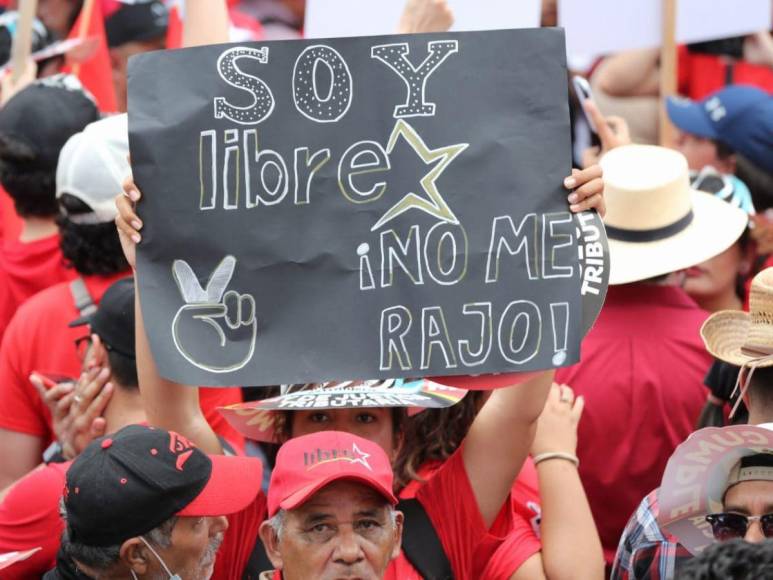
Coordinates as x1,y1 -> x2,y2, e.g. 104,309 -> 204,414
555,284 -> 712,564
677,46 -> 773,99
166,4 -> 183,50
0,274 -> 245,447
400,457 -> 542,578
0,185 -> 22,243
0,462 -> 68,578
214,446 -> 512,580
64,0 -> 118,112
0,234 -> 75,342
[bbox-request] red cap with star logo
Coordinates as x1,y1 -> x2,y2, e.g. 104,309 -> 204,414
267,431 -> 397,517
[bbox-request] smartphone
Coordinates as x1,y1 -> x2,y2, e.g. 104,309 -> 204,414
572,75 -> 598,133
33,372 -> 75,390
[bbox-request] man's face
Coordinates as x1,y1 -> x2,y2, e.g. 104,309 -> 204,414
723,480 -> 773,542
149,515 -> 228,579
270,480 -> 402,580
291,408 -> 397,458
674,131 -> 725,172
37,0 -> 78,37
110,38 -> 166,112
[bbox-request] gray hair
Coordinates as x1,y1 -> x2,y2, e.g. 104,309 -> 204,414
59,499 -> 177,574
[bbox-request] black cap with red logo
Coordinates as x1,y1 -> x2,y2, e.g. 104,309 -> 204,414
64,424 -> 262,547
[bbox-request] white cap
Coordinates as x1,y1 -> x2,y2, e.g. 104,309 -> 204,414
56,113 -> 129,225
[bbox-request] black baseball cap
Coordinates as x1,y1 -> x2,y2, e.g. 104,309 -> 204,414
0,74 -> 99,170
69,277 -> 135,358
106,0 -> 168,48
64,424 -> 263,547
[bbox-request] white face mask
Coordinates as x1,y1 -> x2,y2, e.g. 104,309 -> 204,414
129,536 -> 182,580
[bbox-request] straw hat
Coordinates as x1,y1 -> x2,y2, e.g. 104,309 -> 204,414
601,145 -> 747,285
701,268 -> 773,368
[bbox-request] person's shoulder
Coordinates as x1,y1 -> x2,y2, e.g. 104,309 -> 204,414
10,280 -> 73,319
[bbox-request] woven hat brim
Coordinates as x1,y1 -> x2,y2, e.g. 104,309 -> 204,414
608,189 -> 748,285
701,310 -> 773,368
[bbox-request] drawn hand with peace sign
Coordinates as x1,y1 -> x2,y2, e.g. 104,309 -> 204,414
171,255 -> 258,373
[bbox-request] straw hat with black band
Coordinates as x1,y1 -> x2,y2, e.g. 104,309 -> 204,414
701,268 -> 773,417
601,145 -> 748,285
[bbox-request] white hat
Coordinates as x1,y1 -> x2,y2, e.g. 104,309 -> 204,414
601,145 -> 748,285
56,113 -> 129,225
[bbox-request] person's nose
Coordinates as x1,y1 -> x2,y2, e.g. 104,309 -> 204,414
208,515 -> 229,536
744,519 -> 765,543
333,528 -> 365,565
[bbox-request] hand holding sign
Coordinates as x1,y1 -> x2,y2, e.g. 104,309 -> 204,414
171,256 -> 258,373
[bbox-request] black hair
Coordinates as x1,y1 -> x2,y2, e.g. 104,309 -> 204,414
0,134 -> 57,218
714,140 -> 735,163
106,350 -> 137,391
676,538 -> 773,579
747,366 -> 773,418
736,154 -> 773,212
56,194 -> 129,276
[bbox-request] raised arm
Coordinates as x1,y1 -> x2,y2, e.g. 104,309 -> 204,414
463,167 -> 604,528
183,0 -> 230,48
116,183 -> 224,455
529,384 -> 604,580
592,48 -> 660,98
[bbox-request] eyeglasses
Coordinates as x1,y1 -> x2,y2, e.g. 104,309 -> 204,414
705,512 -> 773,540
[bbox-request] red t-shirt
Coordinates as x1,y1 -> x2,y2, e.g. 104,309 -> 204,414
677,46 -> 773,99
0,234 -> 74,342
400,457 -> 542,579
0,274 -> 244,447
213,446 -> 513,580
0,462 -> 68,578
0,185 -> 22,244
555,284 -> 711,564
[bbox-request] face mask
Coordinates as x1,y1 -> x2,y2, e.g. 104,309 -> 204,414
129,536 -> 182,580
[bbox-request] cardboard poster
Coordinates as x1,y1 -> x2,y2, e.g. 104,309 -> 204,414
304,0 -> 541,38
560,0 -> 773,59
128,28 -> 608,387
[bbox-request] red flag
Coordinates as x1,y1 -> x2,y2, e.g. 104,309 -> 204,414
166,4 -> 183,50
64,0 -> 117,113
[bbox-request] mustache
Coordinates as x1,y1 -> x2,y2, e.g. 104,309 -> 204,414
201,532 -> 224,566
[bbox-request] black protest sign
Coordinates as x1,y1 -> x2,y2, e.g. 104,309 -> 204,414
128,28 -> 608,387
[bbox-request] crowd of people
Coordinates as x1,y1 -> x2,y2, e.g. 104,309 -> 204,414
0,0 -> 770,578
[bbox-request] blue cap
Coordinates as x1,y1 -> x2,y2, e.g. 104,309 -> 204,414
667,85 -> 773,173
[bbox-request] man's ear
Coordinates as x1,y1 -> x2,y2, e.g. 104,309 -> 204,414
259,521 -> 285,570
391,511 -> 405,560
120,537 -> 150,575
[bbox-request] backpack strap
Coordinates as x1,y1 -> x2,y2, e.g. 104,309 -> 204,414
69,277 -> 97,318
241,498 -> 454,580
398,498 -> 454,580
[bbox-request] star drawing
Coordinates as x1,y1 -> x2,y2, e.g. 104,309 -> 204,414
371,119 -> 468,232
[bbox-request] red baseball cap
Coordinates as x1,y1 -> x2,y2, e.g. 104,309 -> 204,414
268,431 -> 397,517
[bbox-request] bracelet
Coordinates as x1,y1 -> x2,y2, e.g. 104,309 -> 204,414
533,452 -> 579,468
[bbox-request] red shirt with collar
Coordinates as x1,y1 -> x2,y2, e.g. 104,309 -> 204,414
555,284 -> 712,564
215,446 -> 513,580
399,456 -> 542,579
0,462 -> 68,578
0,274 -> 244,447
0,234 -> 75,342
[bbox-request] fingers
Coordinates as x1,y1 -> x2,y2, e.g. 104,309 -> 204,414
115,197 -> 142,244
54,391 -> 75,424
122,175 -> 141,203
606,116 -> 631,143
572,394 -> 586,420
90,417 -> 107,440
559,384 -> 575,404
75,382 -> 114,436
566,165 -> 605,217
581,146 -> 601,170
584,99 -> 616,150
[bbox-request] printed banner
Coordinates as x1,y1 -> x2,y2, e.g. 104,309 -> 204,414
128,28 -> 608,386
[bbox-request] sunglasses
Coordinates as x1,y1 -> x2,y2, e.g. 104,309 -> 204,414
705,512 -> 773,540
